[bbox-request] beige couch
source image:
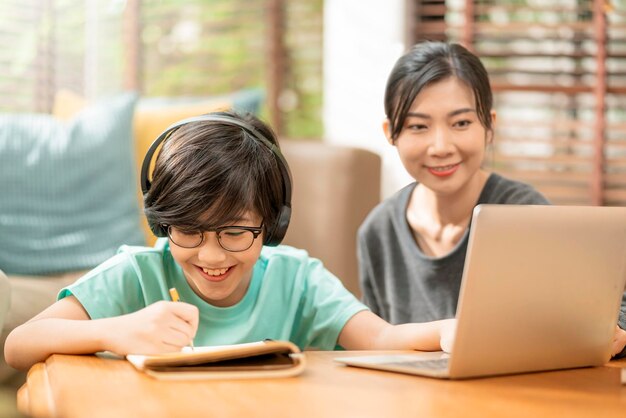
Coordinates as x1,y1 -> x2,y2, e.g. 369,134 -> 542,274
281,141 -> 381,298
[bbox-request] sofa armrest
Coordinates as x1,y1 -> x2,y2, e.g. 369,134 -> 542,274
280,141 -> 381,298
0,270 -> 9,331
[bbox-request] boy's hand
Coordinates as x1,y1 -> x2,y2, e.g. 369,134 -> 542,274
104,301 -> 199,355
439,318 -> 456,354
611,326 -> 626,358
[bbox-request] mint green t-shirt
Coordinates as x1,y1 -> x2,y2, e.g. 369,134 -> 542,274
59,239 -> 368,350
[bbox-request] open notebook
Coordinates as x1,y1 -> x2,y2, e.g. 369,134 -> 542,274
127,340 -> 306,380
336,204 -> 626,379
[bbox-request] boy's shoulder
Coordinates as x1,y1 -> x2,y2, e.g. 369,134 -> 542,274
259,244 -> 310,263
256,245 -> 346,297
258,245 -> 330,279
81,238 -> 169,279
117,237 -> 169,256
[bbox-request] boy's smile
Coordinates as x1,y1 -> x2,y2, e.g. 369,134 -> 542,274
195,264 -> 233,282
169,211 -> 264,307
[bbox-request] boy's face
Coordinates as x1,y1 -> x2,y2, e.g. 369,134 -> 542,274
168,211 -> 264,307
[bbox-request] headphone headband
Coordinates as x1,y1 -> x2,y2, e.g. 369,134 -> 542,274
140,114 -> 292,246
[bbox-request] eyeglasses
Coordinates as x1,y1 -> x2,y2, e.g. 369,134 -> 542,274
165,224 -> 263,252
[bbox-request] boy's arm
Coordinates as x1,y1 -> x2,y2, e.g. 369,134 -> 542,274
5,296 -> 105,370
4,296 -> 199,371
356,234 -> 382,316
337,310 -> 454,351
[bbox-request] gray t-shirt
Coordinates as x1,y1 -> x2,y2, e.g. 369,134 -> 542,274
357,173 -> 550,324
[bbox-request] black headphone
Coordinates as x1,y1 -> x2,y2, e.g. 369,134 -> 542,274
140,114 -> 292,247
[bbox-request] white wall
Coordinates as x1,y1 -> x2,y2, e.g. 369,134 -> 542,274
323,0 -> 414,198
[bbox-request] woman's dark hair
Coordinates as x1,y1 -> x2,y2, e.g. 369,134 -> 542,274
143,111 -> 284,235
384,41 -> 493,141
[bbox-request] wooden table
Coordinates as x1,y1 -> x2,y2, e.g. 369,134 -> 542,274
17,351 -> 626,418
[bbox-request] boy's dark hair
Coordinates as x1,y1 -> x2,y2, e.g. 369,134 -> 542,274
143,111 -> 285,237
384,41 -> 493,141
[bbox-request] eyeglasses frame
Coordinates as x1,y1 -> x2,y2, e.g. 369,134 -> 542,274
164,224 -> 264,252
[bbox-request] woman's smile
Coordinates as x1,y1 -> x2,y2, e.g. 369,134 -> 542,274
426,163 -> 460,177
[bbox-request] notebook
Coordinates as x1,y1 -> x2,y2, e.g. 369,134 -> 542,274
127,340 -> 305,380
336,204 -> 626,379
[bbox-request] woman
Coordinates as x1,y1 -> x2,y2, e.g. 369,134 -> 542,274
357,41 -> 626,358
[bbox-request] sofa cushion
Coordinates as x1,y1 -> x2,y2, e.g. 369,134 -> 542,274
0,93 -> 145,275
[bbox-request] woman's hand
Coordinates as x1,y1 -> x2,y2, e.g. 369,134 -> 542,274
611,326 -> 626,358
103,301 -> 199,356
439,318 -> 456,353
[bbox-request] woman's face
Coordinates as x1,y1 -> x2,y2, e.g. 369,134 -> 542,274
385,77 -> 494,197
168,211 -> 264,307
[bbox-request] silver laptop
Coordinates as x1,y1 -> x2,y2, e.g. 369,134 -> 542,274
336,204 -> 626,379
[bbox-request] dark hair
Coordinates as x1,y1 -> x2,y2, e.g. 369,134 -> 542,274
143,111 -> 284,235
384,41 -> 493,141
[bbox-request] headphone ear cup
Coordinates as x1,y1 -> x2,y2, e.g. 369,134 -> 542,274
146,213 -> 168,238
263,206 -> 291,246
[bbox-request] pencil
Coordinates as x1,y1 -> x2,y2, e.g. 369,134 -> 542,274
169,287 -> 195,351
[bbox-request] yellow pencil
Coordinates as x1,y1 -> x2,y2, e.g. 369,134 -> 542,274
169,287 -> 195,351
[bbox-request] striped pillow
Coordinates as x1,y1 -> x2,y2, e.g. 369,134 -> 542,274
0,93 -> 145,275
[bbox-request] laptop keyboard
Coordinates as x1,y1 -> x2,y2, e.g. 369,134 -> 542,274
385,358 -> 449,371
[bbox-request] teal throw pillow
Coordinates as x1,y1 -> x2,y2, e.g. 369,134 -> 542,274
0,93 -> 145,275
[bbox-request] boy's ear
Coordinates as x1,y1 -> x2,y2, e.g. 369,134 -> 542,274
382,119 -> 395,146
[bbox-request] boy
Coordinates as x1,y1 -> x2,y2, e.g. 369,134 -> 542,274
5,112 -> 453,371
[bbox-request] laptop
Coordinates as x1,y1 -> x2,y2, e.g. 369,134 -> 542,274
336,204 -> 626,379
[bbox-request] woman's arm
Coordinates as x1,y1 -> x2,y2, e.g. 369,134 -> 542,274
337,310 -> 455,351
4,296 -> 199,371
